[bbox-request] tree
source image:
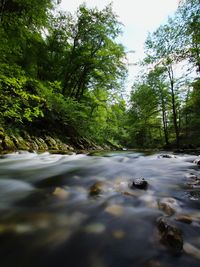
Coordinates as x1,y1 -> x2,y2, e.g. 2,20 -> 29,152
128,81 -> 161,148
61,4 -> 127,100
146,67 -> 171,146
145,20 -> 184,147
176,0 -> 200,72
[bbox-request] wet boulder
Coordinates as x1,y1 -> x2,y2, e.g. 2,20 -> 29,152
158,197 -> 180,216
193,158 -> 200,165
130,178 -> 148,190
186,173 -> 200,189
157,217 -> 183,254
175,215 -> 192,224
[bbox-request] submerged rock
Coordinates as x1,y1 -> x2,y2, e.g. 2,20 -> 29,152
186,173 -> 200,189
184,242 -> 200,260
175,215 -> 192,224
157,217 -> 183,254
130,178 -> 148,190
158,197 -> 180,216
89,182 -> 103,196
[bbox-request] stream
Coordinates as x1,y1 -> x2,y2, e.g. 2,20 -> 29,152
0,150 -> 200,267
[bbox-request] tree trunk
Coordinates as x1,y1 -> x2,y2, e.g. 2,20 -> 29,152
167,65 -> 179,148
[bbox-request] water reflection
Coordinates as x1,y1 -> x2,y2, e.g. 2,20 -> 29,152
0,151 -> 200,267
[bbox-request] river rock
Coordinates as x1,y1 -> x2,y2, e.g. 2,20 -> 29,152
89,182 -> 103,196
186,173 -> 200,188
158,197 -> 180,216
175,215 -> 192,224
193,158 -> 200,165
158,154 -> 176,159
184,242 -> 200,260
157,217 -> 183,254
130,178 -> 148,190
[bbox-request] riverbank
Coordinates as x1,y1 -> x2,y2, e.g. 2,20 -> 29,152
0,127 -> 116,155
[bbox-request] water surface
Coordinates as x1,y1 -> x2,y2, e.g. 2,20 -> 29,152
0,151 -> 200,267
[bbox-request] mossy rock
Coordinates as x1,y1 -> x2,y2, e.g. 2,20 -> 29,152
11,135 -> 29,150
27,139 -> 39,151
2,135 -> 16,151
45,136 -> 59,150
34,137 -> 48,150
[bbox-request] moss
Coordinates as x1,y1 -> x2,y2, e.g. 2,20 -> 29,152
2,135 -> 16,151
11,135 -> 29,150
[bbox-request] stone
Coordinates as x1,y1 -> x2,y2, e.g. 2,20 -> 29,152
2,135 -> 16,150
112,229 -> 125,239
157,217 -> 183,254
175,215 -> 192,224
158,198 -> 180,216
53,187 -> 70,199
186,173 -> 200,188
84,223 -> 106,234
193,158 -> 200,165
184,242 -> 200,260
34,137 -> 48,150
130,178 -> 148,190
104,204 -> 124,216
89,182 -> 103,196
45,136 -> 59,150
11,135 -> 29,150
158,154 -> 176,159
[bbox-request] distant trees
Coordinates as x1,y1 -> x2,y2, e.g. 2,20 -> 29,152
128,0 -> 200,148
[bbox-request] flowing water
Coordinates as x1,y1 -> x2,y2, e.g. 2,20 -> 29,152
0,150 -> 200,267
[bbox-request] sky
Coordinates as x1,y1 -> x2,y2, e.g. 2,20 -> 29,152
59,0 -> 179,93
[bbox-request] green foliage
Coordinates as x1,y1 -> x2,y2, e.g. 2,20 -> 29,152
61,4 -> 127,99
128,0 -> 200,148
127,82 -> 162,148
0,1 -> 128,147
2,0 -> 199,150
0,68 -> 44,124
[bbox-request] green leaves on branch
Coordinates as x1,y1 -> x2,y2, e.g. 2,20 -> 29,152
0,72 -> 44,124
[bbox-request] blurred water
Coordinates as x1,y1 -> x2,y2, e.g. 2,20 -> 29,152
0,151 -> 200,267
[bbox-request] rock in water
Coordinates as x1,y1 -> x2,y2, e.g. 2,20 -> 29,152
158,154 -> 176,159
130,178 -> 148,190
193,158 -> 200,165
157,217 -> 183,254
89,182 -> 103,196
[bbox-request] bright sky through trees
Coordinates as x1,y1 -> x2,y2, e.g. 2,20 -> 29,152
60,0 -> 179,90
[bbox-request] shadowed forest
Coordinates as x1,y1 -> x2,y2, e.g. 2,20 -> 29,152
0,0 -> 199,150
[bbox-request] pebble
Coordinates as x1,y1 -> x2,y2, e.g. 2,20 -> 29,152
105,204 -> 124,216
184,242 -> 200,260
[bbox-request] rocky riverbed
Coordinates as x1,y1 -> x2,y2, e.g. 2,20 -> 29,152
0,151 -> 200,267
